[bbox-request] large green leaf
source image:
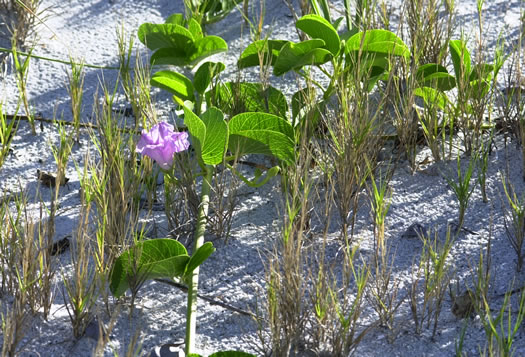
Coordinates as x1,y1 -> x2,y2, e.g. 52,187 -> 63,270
414,86 -> 449,110
415,63 -> 456,91
187,17 -> 204,40
296,14 -> 340,56
138,23 -> 193,53
183,106 -> 228,166
183,106 -> 206,163
150,48 -> 191,66
151,71 -> 195,101
109,239 -> 189,298
210,82 -> 288,118
189,36 -> 228,64
184,242 -> 216,277
449,39 -> 471,84
194,62 -> 226,95
291,87 -> 316,122
274,40 -> 332,76
345,29 -> 410,58
200,107 -> 228,165
238,40 -> 288,69
165,13 -> 185,26
228,112 -> 295,164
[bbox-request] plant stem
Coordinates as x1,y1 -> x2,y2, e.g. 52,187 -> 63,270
185,165 -> 213,355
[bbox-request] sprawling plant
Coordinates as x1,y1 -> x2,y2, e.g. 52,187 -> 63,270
238,14 -> 410,127
138,13 -> 227,115
110,105 -> 294,355
413,38 -> 505,157
183,0 -> 245,30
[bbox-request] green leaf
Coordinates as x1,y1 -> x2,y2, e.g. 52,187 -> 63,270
183,106 -> 206,164
238,39 -> 288,69
414,87 -> 449,110
468,79 -> 491,100
332,16 -> 345,31
209,352 -> 256,357
189,36 -> 228,64
274,40 -> 332,76
415,63 -> 455,91
183,107 -> 228,166
184,242 -> 215,277
187,18 -> 204,40
296,14 -> 341,56
345,29 -> 410,58
165,13 -> 185,26
202,0 -> 244,24
469,63 -> 494,83
210,82 -> 288,118
150,48 -> 191,66
109,239 -> 189,298
138,23 -> 194,53
228,112 -> 295,164
151,71 -> 195,101
200,107 -> 228,165
449,39 -> 471,84
194,62 -> 226,95
291,87 -> 316,121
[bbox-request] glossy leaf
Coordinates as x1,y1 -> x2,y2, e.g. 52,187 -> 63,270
150,48 -> 190,66
165,13 -> 185,26
345,29 -> 410,58
189,36 -> 228,64
210,82 -> 288,118
415,63 -> 456,91
138,23 -> 193,52
194,62 -> 226,95
228,112 -> 295,164
187,17 -> 204,40
109,238 -> 189,298
237,39 -> 287,69
414,87 -> 449,110
274,40 -> 332,76
200,107 -> 228,165
184,242 -> 216,277
183,106 -> 228,166
296,14 -> 340,56
151,71 -> 195,101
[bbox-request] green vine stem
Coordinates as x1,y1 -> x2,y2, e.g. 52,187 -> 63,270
185,165 -> 213,355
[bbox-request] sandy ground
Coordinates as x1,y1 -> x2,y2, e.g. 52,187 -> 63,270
1,0 -> 525,356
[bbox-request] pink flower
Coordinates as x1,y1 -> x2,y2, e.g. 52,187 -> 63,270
136,122 -> 189,169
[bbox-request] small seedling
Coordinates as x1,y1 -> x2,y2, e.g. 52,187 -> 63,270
442,154 -> 477,231
410,227 -> 454,338
501,175 -> 525,271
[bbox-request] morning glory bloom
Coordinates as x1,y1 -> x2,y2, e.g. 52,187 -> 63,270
136,122 -> 190,170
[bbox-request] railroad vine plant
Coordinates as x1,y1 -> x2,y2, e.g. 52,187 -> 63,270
109,107 -> 294,356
